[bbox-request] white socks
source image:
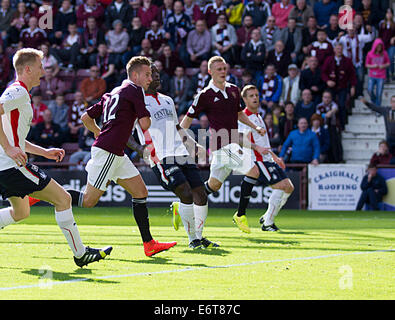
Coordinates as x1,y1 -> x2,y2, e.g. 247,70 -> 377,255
264,189 -> 283,226
193,203 -> 208,240
178,202 -> 197,243
0,207 -> 15,229
55,208 -> 86,258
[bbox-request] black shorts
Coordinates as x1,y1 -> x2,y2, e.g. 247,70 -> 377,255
152,156 -> 204,192
0,163 -> 51,200
256,161 -> 288,186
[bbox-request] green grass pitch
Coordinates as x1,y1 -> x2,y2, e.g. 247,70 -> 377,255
0,207 -> 394,300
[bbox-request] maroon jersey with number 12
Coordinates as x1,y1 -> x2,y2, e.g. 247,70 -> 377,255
86,79 -> 150,156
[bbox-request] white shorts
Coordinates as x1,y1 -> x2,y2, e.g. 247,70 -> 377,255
86,147 -> 140,191
209,143 -> 255,183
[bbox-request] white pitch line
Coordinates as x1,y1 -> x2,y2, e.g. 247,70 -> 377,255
0,249 -> 393,292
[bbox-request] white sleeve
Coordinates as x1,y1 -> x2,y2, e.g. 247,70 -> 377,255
0,87 -> 28,113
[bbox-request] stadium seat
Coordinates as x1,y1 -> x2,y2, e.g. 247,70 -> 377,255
76,69 -> 91,79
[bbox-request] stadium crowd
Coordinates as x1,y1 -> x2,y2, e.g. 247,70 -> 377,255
0,0 -> 394,167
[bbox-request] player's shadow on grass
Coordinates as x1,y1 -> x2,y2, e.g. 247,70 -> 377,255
246,238 -> 300,246
130,256 -> 209,268
179,248 -> 231,256
21,268 -> 119,284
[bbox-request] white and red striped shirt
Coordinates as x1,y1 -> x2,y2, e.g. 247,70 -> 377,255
238,108 -> 273,163
0,81 -> 33,170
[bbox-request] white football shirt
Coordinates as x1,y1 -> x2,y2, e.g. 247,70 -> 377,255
0,81 -> 33,170
238,108 -> 273,162
136,93 -> 189,166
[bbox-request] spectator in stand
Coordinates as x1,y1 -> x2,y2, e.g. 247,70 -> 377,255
170,66 -> 190,115
365,38 -> 390,107
31,92 -> 48,127
80,16 -> 105,67
358,0 -> 381,28
0,45 -> 10,92
238,69 -> 256,88
356,164 -> 388,211
263,112 -> 281,152
226,0 -> 245,28
157,0 -> 173,26
128,0 -> 140,17
280,64 -> 300,107
369,140 -> 393,167
325,14 -> 341,45
211,14 -> 237,65
69,128 -> 95,170
203,0 -> 226,28
310,113 -> 330,163
38,66 -> 66,104
241,28 -> 266,79
31,109 -> 64,155
279,117 -> 320,165
313,0 -> 338,28
124,16 -> 146,61
295,89 -> 316,123
186,19 -> 211,67
309,29 -> 334,67
266,40 -> 292,78
89,42 -> 116,90
186,59 -> 210,105
145,20 -> 167,55
361,96 -> 395,155
19,15 -> 47,49
31,0 -> 57,23
316,89 -> 343,163
379,8 -> 395,81
225,62 -> 237,85
261,15 -> 280,54
321,43 -> 357,130
288,0 -> 314,29
0,0 -> 14,43
236,14 -> 254,51
278,101 -> 298,144
300,55 -> 325,104
105,19 -> 129,69
256,64 -> 283,111
184,0 -> 203,25
242,0 -> 271,28
76,0 -> 105,29
52,0 -> 76,46
68,91 -> 88,142
154,59 -> 171,95
138,0 -> 159,29
316,89 -> 338,127
302,16 -> 319,56
79,65 -> 107,105
139,38 -> 157,59
48,94 -> 70,131
271,0 -> 294,29
7,1 -> 29,46
105,0 -> 133,29
164,0 -> 192,64
274,17 -> 302,64
336,25 -> 374,98
50,22 -> 81,70
158,44 -> 183,77
41,43 -> 60,76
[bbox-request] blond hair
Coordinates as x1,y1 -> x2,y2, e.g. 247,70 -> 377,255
13,48 -> 44,75
241,84 -> 258,98
208,56 -> 226,71
126,56 -> 151,78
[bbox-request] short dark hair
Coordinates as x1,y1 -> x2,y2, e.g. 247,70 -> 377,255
126,56 -> 151,78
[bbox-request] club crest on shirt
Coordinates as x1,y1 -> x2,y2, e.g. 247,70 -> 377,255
231,91 -> 237,99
